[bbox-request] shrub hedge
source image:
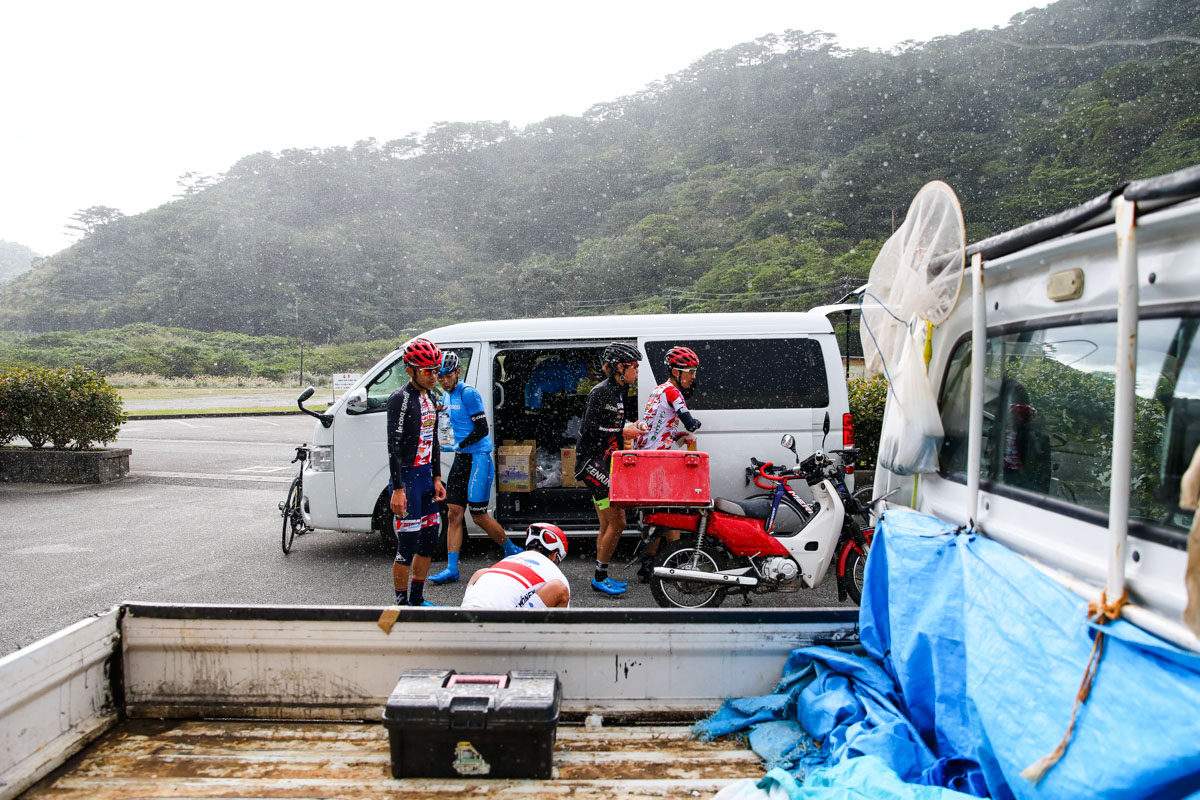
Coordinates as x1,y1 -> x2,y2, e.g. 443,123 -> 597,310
0,366 -> 124,450
848,374 -> 888,469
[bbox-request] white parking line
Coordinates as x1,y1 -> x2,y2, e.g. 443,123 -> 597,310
243,417 -> 281,426
134,471 -> 291,483
235,466 -> 291,473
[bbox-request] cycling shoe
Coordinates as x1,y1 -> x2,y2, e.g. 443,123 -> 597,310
417,599 -> 438,607
591,577 -> 627,596
427,568 -> 460,585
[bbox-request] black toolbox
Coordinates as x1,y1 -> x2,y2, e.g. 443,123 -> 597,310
382,668 -> 561,779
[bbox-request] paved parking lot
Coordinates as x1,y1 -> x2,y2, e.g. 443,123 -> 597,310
1,415 -> 846,656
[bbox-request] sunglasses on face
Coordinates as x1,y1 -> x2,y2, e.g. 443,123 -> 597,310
415,367 -> 438,376
676,368 -> 697,375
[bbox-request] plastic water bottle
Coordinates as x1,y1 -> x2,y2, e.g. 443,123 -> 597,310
437,410 -> 455,449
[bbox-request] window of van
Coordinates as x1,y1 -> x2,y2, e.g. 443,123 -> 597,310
362,348 -> 473,411
643,339 -> 828,410
938,316 -> 1198,543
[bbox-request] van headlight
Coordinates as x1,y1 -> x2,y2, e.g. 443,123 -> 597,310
308,445 -> 334,472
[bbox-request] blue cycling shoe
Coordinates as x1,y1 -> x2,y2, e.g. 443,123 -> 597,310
608,578 -> 628,588
417,599 -> 438,607
591,577 -> 627,596
427,567 -> 460,585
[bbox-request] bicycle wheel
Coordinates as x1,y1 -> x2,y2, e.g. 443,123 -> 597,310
282,476 -> 301,554
746,492 -> 811,534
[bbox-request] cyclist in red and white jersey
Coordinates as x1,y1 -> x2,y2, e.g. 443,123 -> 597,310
460,524 -> 571,609
633,346 -> 702,450
631,346 -> 702,581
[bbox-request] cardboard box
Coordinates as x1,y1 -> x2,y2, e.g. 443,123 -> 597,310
497,439 -> 536,492
560,447 -> 583,488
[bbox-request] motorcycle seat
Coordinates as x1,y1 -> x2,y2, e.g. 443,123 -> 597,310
714,497 -> 772,520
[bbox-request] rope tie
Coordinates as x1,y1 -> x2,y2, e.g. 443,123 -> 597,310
1020,589 -> 1128,785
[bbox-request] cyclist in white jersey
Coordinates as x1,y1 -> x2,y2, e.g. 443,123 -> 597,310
632,346 -> 702,581
460,524 -> 571,609
633,346 -> 702,451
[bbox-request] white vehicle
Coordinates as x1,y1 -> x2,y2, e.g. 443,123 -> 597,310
870,165 -> 1200,649
300,313 -> 853,543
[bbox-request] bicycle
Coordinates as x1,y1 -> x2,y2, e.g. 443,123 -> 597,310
280,444 -> 314,554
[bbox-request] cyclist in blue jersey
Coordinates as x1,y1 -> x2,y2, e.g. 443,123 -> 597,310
428,352 -> 522,585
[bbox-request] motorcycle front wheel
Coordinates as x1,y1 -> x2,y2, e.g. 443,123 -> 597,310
649,539 -> 729,609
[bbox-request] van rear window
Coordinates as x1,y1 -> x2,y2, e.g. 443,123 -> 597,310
644,339 -> 829,410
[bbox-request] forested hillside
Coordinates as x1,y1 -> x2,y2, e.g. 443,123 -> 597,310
0,241 -> 37,284
2,0 -> 1197,342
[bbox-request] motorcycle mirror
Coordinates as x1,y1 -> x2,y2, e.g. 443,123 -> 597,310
821,411 -> 830,450
298,386 -> 316,403
781,433 -> 797,458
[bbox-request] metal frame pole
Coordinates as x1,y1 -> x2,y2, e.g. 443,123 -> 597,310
967,253 -> 986,527
1108,197 -> 1139,600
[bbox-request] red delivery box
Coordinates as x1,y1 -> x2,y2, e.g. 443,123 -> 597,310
608,450 -> 711,507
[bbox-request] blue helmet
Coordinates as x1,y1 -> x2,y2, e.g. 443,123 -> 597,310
438,351 -> 461,376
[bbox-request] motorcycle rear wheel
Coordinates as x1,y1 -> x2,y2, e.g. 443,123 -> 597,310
844,544 -> 866,605
649,540 -> 729,609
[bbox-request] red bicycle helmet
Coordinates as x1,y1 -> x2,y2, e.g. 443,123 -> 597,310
526,522 -> 567,561
665,346 -> 700,369
402,338 -> 443,369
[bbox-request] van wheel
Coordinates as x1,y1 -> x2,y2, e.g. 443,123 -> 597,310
372,492 -> 395,550
649,540 -> 728,609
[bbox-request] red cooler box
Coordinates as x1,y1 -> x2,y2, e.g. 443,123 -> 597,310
608,450 -> 711,507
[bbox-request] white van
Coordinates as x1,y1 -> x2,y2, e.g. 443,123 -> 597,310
300,313 -> 852,543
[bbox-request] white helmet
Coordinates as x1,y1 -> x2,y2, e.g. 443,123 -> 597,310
526,523 -> 567,562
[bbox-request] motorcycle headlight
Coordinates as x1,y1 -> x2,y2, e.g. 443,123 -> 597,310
308,445 -> 334,472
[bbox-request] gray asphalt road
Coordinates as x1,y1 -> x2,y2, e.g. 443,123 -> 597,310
1,416 -> 847,657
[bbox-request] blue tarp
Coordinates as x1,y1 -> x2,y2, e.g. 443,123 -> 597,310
696,508 -> 1200,799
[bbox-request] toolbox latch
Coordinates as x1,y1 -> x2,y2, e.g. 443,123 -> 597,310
449,696 -> 490,729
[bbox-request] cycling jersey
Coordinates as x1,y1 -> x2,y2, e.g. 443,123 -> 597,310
387,382 -> 441,490
460,551 -> 571,609
633,380 -> 699,450
575,377 -> 631,479
443,382 -> 492,455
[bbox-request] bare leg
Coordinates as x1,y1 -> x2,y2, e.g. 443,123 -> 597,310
596,505 -> 627,565
446,504 -> 466,554
471,510 -> 511,546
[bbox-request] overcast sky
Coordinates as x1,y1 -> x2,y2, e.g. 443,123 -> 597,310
1,0 -> 1046,256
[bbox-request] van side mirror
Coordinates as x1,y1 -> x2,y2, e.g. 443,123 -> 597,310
298,386 -> 315,403
345,387 -> 368,414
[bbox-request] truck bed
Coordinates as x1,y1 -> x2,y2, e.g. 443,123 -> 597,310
1,603 -> 858,800
23,720 -> 761,798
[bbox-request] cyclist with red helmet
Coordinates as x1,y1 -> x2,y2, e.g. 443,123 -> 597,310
575,341 -> 647,596
631,345 -> 703,581
387,337 -> 447,606
633,346 -> 702,451
460,523 -> 572,609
